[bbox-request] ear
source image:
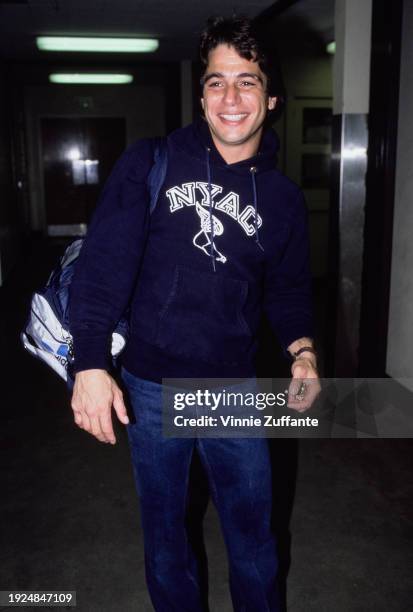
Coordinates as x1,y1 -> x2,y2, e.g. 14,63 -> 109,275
267,96 -> 277,111
200,97 -> 205,111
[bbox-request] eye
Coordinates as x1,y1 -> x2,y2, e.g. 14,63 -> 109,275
207,80 -> 224,88
238,80 -> 256,88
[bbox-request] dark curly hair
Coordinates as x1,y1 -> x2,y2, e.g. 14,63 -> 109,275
199,15 -> 283,100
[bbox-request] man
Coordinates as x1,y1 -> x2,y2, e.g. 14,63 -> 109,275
70,15 -> 319,612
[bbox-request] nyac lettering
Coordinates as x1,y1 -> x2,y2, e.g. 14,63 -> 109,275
165,182 -> 262,237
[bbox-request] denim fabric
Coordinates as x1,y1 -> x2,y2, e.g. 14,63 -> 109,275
122,368 -> 280,612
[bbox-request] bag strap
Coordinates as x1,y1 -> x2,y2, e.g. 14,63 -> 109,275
147,137 -> 168,214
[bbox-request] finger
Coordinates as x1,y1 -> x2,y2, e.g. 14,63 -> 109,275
287,399 -> 308,412
99,414 -> 116,445
113,390 -> 129,425
288,380 -> 320,412
304,384 -> 321,407
81,413 -> 91,433
88,415 -> 107,443
73,411 -> 83,427
288,379 -> 308,409
288,377 -> 303,401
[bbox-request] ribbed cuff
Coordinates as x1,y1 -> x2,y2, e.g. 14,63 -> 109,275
277,323 -> 315,356
72,332 -> 112,373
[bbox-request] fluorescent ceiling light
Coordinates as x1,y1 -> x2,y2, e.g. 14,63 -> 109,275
326,41 -> 336,55
37,36 -> 158,53
49,73 -> 133,84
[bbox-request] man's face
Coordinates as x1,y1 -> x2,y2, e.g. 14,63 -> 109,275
201,44 -> 276,160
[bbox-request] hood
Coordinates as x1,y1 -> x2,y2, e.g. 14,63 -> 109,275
168,117 -> 280,175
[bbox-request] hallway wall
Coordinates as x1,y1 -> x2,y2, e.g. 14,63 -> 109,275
0,63 -> 18,286
281,54 -> 332,279
23,66 -> 167,232
386,0 -> 413,387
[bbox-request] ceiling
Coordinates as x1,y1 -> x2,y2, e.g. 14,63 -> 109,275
0,0 -> 335,63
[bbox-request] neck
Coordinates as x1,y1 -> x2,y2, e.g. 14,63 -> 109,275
209,131 -> 262,164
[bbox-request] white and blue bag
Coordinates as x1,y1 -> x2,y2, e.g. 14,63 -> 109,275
21,239 -> 129,383
21,138 -> 167,386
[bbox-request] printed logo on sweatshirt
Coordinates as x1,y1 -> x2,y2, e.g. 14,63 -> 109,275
165,182 -> 262,264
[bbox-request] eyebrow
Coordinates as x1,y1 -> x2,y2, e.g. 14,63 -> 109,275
201,72 -> 264,85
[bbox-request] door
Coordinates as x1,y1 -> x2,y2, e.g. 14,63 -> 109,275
41,117 -> 126,236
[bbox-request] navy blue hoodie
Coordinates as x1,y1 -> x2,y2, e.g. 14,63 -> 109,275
69,120 -> 314,381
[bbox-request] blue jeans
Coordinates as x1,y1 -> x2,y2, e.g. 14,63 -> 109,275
122,369 -> 280,612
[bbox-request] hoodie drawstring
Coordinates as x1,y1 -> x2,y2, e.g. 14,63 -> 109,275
250,166 -> 265,252
205,147 -> 216,272
204,150 -> 264,270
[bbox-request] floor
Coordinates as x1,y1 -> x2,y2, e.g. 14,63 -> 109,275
0,238 -> 412,612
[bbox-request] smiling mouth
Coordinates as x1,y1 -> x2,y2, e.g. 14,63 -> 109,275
218,113 -> 249,123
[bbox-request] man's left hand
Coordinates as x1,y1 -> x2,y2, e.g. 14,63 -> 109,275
287,357 -> 321,413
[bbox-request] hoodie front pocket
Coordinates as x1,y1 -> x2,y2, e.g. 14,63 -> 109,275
155,265 -> 253,366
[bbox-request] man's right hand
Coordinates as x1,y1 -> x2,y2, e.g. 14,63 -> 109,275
71,369 -> 129,444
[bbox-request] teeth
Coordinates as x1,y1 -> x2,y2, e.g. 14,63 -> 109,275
220,114 -> 247,121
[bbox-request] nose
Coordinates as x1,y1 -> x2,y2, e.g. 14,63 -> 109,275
222,83 -> 241,105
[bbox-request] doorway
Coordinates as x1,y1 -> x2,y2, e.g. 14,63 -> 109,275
41,117 -> 126,236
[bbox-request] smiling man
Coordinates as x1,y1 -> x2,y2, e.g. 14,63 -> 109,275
200,45 -> 277,160
69,15 -> 319,612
